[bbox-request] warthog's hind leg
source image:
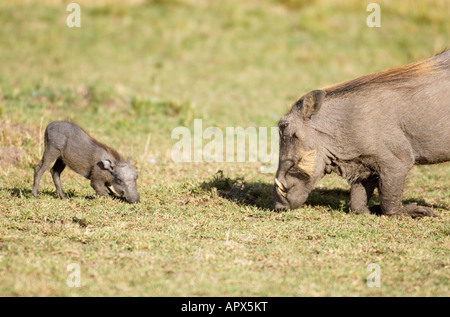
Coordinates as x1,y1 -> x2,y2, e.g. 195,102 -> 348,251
50,158 -> 67,199
32,146 -> 60,197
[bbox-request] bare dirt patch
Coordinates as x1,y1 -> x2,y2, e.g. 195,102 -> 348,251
0,121 -> 40,167
0,145 -> 25,166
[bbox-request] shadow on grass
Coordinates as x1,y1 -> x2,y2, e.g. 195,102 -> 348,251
200,173 -> 273,210
200,170 -> 350,211
5,187 -> 101,201
200,171 -> 449,213
6,187 -> 131,203
7,187 -> 57,199
402,198 -> 448,211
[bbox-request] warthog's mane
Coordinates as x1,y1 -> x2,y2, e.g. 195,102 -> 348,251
323,52 -> 444,97
67,121 -> 124,163
91,138 -> 123,163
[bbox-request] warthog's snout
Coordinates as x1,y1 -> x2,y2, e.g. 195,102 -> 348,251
106,180 -> 140,204
126,193 -> 140,204
273,177 -> 310,211
273,178 -> 289,210
107,189 -> 140,204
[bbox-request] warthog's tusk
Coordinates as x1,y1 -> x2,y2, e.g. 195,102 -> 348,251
276,187 -> 287,198
107,185 -> 121,197
275,178 -> 286,191
275,178 -> 287,197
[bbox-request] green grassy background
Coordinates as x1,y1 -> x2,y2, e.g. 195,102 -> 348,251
0,0 -> 449,296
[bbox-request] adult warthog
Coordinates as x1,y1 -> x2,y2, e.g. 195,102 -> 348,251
274,50 -> 449,217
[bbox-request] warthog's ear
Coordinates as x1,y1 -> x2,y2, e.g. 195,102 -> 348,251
126,157 -> 131,165
99,159 -> 115,173
299,89 -> 326,119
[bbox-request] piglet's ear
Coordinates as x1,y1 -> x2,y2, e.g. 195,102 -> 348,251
99,159 -> 115,172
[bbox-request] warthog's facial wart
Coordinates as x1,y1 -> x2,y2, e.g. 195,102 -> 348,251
297,149 -> 317,177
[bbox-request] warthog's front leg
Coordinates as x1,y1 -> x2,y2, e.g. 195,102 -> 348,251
348,175 -> 378,214
378,160 -> 436,218
90,179 -> 109,197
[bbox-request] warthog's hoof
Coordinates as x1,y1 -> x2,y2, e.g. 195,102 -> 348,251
402,203 -> 437,218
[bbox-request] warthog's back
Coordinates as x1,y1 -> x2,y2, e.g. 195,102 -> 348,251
46,121 -> 122,166
323,50 -> 450,164
45,121 -> 122,178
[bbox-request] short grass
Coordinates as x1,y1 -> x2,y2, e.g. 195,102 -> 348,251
0,0 -> 449,296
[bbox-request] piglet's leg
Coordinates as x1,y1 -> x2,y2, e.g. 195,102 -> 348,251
50,158 -> 67,199
90,179 -> 109,197
32,146 -> 60,197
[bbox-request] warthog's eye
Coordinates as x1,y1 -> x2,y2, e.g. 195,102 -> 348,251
279,122 -> 288,136
286,164 -> 301,175
115,178 -> 123,185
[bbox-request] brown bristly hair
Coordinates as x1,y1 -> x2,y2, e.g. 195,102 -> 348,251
91,138 -> 124,163
63,120 -> 124,163
323,54 -> 440,97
